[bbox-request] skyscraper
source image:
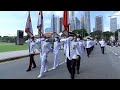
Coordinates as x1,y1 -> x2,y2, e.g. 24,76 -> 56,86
93,28 -> 95,32
60,17 -> 64,32
45,28 -> 52,33
80,15 -> 84,29
95,16 -> 103,32
84,11 -> 91,34
51,14 -> 55,33
54,16 -> 57,33
75,17 -> 80,29
56,16 -> 60,34
110,18 -> 117,32
70,11 -> 75,31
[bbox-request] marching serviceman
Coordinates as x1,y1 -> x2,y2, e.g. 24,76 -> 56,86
36,36 -> 46,61
60,32 -> 81,79
99,39 -> 106,54
25,36 -> 39,72
85,38 -> 92,57
53,37 -> 62,69
37,37 -> 51,78
76,35 -> 84,74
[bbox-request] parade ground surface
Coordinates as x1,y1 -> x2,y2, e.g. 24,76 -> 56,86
0,43 -> 28,52
1,45 -> 120,79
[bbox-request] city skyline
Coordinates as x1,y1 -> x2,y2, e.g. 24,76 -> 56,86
0,11 -> 120,36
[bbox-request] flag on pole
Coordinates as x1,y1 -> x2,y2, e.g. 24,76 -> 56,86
62,11 -> 69,36
25,11 -> 34,37
37,11 -> 43,37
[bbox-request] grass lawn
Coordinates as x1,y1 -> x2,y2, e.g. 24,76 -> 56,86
0,43 -> 28,53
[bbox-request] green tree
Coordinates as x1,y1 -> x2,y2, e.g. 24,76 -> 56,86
72,29 -> 88,37
114,29 -> 120,41
90,30 -> 102,40
102,31 -> 114,41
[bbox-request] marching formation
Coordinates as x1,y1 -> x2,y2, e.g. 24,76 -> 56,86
24,32 -> 102,79
24,11 -> 106,79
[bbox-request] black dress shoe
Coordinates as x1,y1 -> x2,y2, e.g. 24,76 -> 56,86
77,71 -> 80,74
71,75 -> 74,79
26,69 -> 31,72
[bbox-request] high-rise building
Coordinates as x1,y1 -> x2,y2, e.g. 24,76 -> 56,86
45,28 -> 52,33
84,11 -> 91,34
93,28 -> 95,32
95,16 -> 103,32
56,16 -> 60,34
60,17 -> 64,32
51,14 -> 55,33
70,11 -> 75,31
80,15 -> 84,29
75,17 -> 80,30
110,18 -> 117,32
54,16 -> 57,33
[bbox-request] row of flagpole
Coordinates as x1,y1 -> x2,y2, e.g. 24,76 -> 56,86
25,11 -> 70,39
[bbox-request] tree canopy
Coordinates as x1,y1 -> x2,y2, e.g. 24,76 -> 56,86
72,29 -> 88,37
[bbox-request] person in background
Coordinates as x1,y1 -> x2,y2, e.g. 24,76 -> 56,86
99,39 -> 106,54
85,38 -> 92,57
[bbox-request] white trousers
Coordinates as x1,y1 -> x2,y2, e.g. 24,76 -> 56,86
53,53 -> 58,68
39,54 -> 48,76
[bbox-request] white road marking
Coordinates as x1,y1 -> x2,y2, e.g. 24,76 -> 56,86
48,68 -> 53,71
59,61 -> 65,65
107,46 -> 118,56
37,61 -> 66,79
112,51 -> 118,56
47,61 -> 65,71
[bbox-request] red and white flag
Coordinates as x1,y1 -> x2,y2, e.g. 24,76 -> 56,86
37,11 -> 43,37
25,11 -> 34,37
62,11 -> 69,36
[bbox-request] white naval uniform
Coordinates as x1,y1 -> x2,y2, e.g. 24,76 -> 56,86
71,41 -> 81,59
61,37 -> 81,79
85,39 -> 92,57
25,39 -> 39,54
25,39 -> 39,70
53,40 -> 62,69
99,40 -> 106,47
36,38 -> 45,59
60,37 -> 81,60
38,40 -> 51,78
85,39 -> 92,49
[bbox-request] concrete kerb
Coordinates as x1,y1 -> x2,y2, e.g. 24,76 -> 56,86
0,49 -> 64,63
0,53 -> 40,63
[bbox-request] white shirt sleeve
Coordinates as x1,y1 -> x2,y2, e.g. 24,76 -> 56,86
60,38 -> 67,43
34,43 -> 40,52
25,39 -> 30,43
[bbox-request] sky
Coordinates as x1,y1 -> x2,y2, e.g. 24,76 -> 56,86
0,11 -> 120,36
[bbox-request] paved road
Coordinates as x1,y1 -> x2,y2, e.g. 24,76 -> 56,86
1,45 -> 120,79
